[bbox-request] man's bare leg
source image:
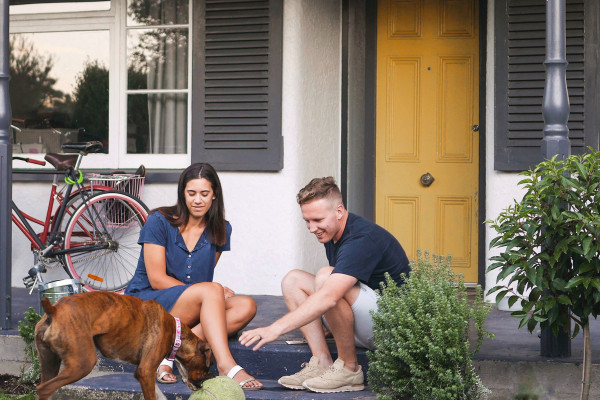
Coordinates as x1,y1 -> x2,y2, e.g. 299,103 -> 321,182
315,267 -> 360,372
281,269 -> 333,368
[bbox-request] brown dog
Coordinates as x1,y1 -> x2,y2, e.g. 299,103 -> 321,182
34,291 -> 213,400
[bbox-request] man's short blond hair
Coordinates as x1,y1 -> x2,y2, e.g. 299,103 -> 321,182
297,177 -> 343,205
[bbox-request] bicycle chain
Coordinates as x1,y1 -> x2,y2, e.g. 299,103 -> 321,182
38,255 -> 64,270
71,250 -> 112,264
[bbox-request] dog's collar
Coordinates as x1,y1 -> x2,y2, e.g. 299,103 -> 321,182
167,317 -> 182,361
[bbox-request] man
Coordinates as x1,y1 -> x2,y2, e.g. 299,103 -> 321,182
239,177 -> 410,393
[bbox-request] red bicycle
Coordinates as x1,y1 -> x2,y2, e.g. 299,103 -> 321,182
14,140 -> 148,292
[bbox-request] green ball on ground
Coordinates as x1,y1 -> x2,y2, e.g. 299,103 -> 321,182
189,376 -> 246,400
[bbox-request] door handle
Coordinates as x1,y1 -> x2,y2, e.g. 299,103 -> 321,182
420,172 -> 435,187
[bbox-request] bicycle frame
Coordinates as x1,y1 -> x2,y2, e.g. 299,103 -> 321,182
12,159 -> 113,259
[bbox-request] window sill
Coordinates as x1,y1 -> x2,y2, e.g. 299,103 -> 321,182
12,169 -> 181,184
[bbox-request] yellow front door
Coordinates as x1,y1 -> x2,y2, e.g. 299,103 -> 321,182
376,0 -> 479,282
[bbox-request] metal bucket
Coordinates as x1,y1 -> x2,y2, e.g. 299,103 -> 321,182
39,279 -> 83,306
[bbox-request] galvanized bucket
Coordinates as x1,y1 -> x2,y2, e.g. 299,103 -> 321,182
39,278 -> 83,306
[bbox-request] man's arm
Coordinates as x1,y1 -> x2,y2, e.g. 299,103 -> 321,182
239,272 -> 358,350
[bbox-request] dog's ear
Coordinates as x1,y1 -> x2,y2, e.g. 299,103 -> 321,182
197,341 -> 213,368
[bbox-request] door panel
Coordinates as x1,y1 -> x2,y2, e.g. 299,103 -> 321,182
376,0 -> 479,282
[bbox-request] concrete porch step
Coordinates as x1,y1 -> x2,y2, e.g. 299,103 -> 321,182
97,339 -> 370,381
55,372 -> 376,400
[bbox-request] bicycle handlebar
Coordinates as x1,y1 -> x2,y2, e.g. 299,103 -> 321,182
12,156 -> 47,166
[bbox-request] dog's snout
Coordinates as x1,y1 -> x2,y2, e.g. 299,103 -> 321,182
199,373 -> 215,385
187,372 -> 215,391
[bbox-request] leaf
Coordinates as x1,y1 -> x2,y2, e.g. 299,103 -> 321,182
592,279 -> 600,293
565,276 -> 586,289
557,295 -> 572,305
571,323 -> 581,339
495,290 -> 509,304
583,237 -> 593,259
507,296 -> 520,309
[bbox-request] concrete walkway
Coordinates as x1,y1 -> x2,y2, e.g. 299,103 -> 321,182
3,287 -> 600,399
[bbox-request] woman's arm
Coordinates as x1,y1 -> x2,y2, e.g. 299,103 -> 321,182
144,243 -> 184,290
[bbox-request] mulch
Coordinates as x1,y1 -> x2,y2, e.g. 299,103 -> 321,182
0,375 -> 36,395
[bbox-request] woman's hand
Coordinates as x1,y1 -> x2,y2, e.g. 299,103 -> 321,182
223,286 -> 235,300
239,325 -> 281,351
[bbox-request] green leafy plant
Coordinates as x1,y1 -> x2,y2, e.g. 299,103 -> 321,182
487,150 -> 600,400
367,251 -> 494,400
17,307 -> 41,385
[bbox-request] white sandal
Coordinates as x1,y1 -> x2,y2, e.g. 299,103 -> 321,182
156,359 -> 177,384
227,365 -> 263,391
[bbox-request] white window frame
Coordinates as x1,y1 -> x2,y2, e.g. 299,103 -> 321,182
10,0 -> 193,170
118,0 -> 192,169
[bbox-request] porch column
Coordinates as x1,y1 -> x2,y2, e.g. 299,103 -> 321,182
540,0 -> 571,357
0,0 -> 11,330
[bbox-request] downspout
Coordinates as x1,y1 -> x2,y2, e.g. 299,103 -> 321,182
0,0 -> 10,331
539,0 -> 571,357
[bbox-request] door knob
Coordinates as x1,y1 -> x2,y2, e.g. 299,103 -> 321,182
420,172 -> 435,187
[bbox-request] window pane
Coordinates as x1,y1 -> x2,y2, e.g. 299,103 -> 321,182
10,1 -> 111,15
127,0 -> 188,27
127,93 -> 187,154
127,28 -> 188,90
10,31 -> 109,154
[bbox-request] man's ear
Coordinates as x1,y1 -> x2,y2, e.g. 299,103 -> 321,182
336,203 -> 345,219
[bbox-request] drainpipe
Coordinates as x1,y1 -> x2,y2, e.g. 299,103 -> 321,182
0,0 -> 10,330
539,0 -> 571,357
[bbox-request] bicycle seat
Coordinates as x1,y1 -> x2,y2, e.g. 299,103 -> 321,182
44,153 -> 78,171
62,141 -> 104,154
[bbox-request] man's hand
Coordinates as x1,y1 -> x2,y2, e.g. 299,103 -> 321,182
239,325 -> 281,351
223,286 -> 235,300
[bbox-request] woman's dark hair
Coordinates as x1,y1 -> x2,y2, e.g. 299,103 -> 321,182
155,163 -> 227,246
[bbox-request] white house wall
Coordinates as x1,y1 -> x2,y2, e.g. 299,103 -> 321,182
10,0 -> 342,295
485,0 -> 527,306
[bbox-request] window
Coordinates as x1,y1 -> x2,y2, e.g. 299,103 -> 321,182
10,0 -> 283,171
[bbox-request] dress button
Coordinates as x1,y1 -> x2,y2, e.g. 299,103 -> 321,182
187,275 -> 191,279
188,266 -> 191,269
188,254 -> 191,258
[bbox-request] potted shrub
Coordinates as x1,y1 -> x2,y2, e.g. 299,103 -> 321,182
368,251 -> 493,399
487,150 -> 600,400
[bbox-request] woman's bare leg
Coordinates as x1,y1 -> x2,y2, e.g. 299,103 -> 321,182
190,295 -> 257,341
169,282 -> 262,389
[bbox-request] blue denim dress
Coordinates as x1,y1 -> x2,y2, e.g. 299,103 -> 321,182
125,211 -> 231,311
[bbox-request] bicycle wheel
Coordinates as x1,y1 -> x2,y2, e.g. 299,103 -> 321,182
63,191 -> 148,292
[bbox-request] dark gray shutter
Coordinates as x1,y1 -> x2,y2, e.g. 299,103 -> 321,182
494,0 -> 596,171
192,0 -> 283,171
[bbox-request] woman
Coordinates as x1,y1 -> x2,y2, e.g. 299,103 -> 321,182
125,163 -> 262,390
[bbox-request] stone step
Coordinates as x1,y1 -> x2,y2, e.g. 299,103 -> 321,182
97,338 -> 370,381
56,372 -> 377,400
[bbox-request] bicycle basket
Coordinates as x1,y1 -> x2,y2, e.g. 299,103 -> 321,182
87,173 -> 145,226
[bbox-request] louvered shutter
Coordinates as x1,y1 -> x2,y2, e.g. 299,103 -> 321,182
494,0 -> 592,171
192,0 -> 283,171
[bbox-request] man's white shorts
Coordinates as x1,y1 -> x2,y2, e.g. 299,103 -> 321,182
322,282 -> 379,350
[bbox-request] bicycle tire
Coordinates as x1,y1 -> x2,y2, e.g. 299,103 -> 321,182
63,191 -> 148,292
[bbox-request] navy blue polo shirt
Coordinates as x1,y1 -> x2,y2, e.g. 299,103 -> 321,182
325,213 -> 410,290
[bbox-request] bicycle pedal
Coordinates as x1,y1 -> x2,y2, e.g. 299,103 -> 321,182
22,275 -> 34,288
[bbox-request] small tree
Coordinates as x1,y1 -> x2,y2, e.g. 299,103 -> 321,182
487,150 -> 600,400
368,251 -> 493,400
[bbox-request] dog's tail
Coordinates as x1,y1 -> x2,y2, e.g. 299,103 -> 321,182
40,297 -> 57,318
